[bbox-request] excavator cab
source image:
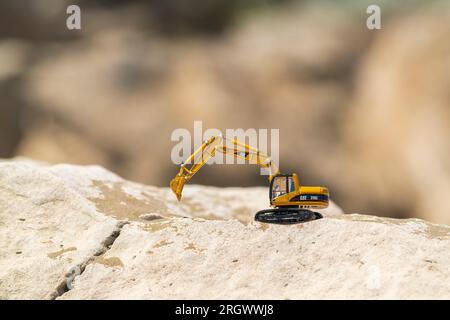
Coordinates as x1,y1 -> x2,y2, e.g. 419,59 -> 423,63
269,173 -> 329,209
270,174 -> 297,201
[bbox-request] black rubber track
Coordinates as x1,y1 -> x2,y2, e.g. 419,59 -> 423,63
254,208 -> 323,225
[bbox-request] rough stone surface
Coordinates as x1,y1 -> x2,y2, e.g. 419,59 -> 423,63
0,160 -> 119,299
0,160 -> 449,299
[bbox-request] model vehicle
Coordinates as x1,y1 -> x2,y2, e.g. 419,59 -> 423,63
170,135 -> 329,224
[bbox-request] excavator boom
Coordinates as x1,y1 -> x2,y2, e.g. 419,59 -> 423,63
170,135 -> 279,200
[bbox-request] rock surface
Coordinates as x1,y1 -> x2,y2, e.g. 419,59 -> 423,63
0,160 -> 449,299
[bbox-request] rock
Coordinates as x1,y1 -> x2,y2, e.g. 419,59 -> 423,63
0,160 -> 119,299
63,215 -> 450,300
1,160 -> 449,299
0,40 -> 30,158
15,122 -> 111,167
341,2 -> 450,224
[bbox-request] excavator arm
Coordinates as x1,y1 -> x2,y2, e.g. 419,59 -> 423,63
170,135 -> 279,200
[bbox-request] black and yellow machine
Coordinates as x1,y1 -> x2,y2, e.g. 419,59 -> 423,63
170,135 -> 329,224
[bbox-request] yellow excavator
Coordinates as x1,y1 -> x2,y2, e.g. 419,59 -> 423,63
170,135 -> 329,224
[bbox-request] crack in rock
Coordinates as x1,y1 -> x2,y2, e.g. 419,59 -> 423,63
49,221 -> 127,300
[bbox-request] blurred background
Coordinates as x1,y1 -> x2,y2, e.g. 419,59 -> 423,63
0,0 -> 449,223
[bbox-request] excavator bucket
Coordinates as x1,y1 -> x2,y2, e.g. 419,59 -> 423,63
170,175 -> 186,201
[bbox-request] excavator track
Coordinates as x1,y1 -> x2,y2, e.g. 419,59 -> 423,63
254,208 -> 323,225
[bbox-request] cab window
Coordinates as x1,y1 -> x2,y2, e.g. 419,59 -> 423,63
272,176 -> 287,199
287,176 -> 295,193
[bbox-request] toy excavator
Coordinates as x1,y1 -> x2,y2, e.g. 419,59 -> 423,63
170,135 -> 329,224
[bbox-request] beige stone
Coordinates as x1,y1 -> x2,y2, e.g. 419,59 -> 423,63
0,160 -> 448,300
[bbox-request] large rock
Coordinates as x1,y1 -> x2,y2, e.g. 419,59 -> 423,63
0,160 -> 448,299
341,2 -> 450,223
63,214 -> 450,300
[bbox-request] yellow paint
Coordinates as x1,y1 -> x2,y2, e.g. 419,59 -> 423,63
169,135 -> 329,211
